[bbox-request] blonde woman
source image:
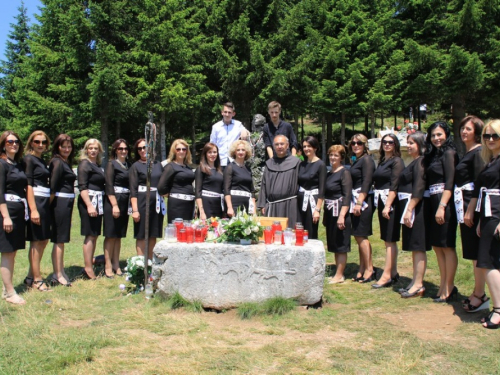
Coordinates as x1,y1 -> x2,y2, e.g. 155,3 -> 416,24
77,139 -> 105,280
23,131 -> 52,291
158,139 -> 195,222
223,140 -> 255,216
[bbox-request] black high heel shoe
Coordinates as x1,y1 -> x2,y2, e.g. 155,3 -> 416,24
401,286 -> 425,299
392,273 -> 400,282
371,279 -> 393,289
80,269 -> 97,280
433,286 -> 458,303
360,270 -> 376,284
483,307 -> 500,329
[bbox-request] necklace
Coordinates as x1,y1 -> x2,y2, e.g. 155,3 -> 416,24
6,157 -> 15,165
116,159 -> 128,170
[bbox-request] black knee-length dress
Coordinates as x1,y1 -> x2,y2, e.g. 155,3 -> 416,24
0,159 -> 27,252
50,156 -> 76,243
373,156 -> 404,242
77,159 -> 105,236
195,166 -> 224,218
473,156 -> 500,269
297,159 -> 326,239
130,161 -> 165,238
425,149 -> 458,248
350,155 -> 375,237
104,160 -> 131,238
158,162 -> 195,223
223,161 -> 255,214
24,154 -> 51,241
323,167 -> 352,253
397,156 -> 431,251
455,146 -> 484,260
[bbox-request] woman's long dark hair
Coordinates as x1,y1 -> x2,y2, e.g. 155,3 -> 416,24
378,133 -> 401,163
424,121 -> 456,167
51,134 -> 75,165
199,142 -> 222,175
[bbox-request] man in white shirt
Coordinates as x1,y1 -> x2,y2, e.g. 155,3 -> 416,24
210,102 -> 248,167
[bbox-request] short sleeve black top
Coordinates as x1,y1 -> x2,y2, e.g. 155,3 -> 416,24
24,154 -> 50,188
104,160 -> 131,196
157,162 -> 194,196
298,160 -> 326,198
194,167 -> 223,198
350,155 -> 375,192
473,156 -> 500,218
398,156 -> 426,198
373,156 -> 405,191
77,159 -> 105,192
324,168 -> 352,206
0,159 -> 27,203
455,146 -> 484,187
426,149 -> 458,190
223,162 -> 255,197
129,161 -> 163,198
50,156 -> 76,194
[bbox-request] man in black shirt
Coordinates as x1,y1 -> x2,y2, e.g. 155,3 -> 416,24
262,101 -> 298,158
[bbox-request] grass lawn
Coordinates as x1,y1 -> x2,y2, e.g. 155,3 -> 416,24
0,203 -> 498,375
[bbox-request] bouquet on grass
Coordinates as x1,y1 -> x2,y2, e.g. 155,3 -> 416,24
216,208 -> 263,243
124,255 -> 152,290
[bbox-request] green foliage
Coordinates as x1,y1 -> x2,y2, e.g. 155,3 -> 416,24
237,302 -> 261,319
236,297 -> 297,319
164,291 -> 203,312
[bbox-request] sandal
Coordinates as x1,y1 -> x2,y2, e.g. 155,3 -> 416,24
50,277 -> 72,287
23,276 -> 33,288
483,307 -> 500,329
4,291 -> 26,305
463,293 -> 490,313
32,280 -> 53,292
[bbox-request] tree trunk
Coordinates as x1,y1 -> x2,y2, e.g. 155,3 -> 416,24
115,120 -> 121,139
452,95 -> 466,156
101,110 -> 108,164
301,115 -> 304,141
381,113 -> 384,130
364,114 -> 369,134
191,115 -> 196,164
341,111 -> 346,146
321,114 -> 326,161
293,113 -> 299,141
160,111 -> 166,161
325,112 -> 333,150
370,111 -> 375,139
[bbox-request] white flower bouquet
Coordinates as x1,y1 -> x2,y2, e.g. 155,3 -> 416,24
124,255 -> 152,289
216,208 -> 263,243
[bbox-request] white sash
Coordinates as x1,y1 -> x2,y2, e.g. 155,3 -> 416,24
299,186 -> 319,214
429,183 -> 445,195
454,182 -> 474,223
202,190 -> 224,211
476,188 -> 500,217
55,192 -> 75,198
4,194 -> 29,221
325,197 -> 343,217
87,189 -> 104,215
398,192 -> 414,225
114,186 -> 130,194
373,188 -> 393,211
350,188 -> 369,213
231,189 -> 255,214
138,185 -> 167,215
33,186 -> 50,198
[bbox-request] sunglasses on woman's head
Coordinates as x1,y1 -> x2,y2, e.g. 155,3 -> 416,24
483,133 -> 500,141
33,140 -> 48,145
6,140 -> 20,145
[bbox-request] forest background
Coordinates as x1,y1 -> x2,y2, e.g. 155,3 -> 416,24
1,0 -> 499,161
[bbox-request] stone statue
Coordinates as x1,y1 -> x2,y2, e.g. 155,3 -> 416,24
249,114 -> 267,196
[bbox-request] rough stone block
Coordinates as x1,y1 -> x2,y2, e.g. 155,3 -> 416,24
152,240 -> 326,309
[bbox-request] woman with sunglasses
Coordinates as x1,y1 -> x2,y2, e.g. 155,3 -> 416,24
195,142 -> 224,220
0,131 -> 28,304
223,140 -> 255,217
158,139 -> 195,222
23,131 -> 52,292
297,136 -> 326,239
77,139 -> 105,280
398,132 -> 430,298
371,134 -> 404,288
49,134 -> 76,287
349,134 -> 376,283
130,138 -> 165,258
103,139 -> 131,278
424,121 -> 459,302
457,116 -> 488,312
466,120 -> 500,328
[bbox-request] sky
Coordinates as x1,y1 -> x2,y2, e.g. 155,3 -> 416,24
0,0 -> 42,62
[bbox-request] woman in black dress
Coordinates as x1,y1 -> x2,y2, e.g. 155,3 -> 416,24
103,139 -> 131,278
130,138 -> 165,259
372,134 -> 404,288
398,132 -> 430,298
23,131 -> 52,292
323,145 -> 352,284
349,134 -> 376,283
158,139 -> 195,222
298,136 -> 326,239
223,140 -> 256,216
195,142 -> 224,219
78,139 -> 105,280
49,134 -> 76,287
458,116 -> 488,312
466,120 -> 500,328
0,131 -> 27,304
424,122 -> 459,302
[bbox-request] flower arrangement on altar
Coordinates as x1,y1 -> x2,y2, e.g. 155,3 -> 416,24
124,256 -> 152,290
399,120 -> 419,134
216,208 -> 264,243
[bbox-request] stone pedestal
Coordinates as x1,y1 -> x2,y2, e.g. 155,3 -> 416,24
152,240 -> 325,309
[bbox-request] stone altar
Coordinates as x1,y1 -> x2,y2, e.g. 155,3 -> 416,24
152,240 -> 326,309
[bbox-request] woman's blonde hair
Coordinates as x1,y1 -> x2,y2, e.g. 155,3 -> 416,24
167,139 -> 192,164
79,138 -> 104,165
25,130 -> 51,155
229,140 -> 252,160
348,134 -> 368,158
481,119 -> 500,163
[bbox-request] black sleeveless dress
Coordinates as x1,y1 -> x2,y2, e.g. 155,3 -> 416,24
50,156 -> 76,243
195,166 -> 224,218
158,162 -> 195,223
77,159 -> 105,236
104,160 -> 131,238
350,155 -> 375,237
